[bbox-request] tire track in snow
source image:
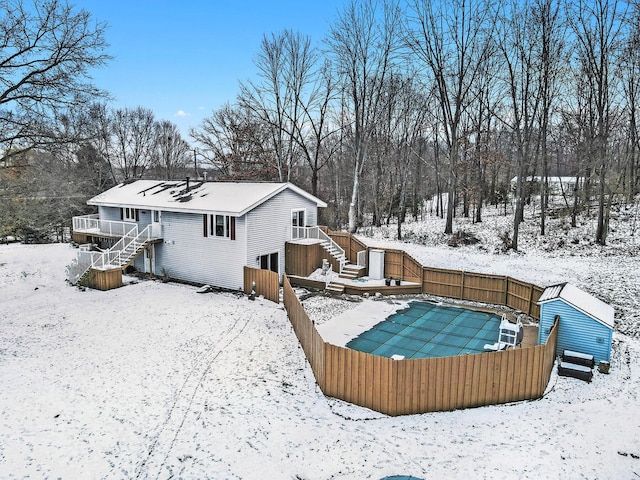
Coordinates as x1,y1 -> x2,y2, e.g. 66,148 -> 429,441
134,304 -> 255,479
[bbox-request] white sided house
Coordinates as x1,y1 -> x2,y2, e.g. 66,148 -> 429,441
68,179 -> 327,290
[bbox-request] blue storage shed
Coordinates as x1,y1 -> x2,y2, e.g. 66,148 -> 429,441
538,283 -> 614,363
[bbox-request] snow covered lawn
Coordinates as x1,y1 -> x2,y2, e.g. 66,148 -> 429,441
1,243 -> 639,479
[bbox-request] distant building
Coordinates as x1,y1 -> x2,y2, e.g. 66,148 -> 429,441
510,176 -> 583,196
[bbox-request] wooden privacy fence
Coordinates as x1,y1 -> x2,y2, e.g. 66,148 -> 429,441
86,267 -> 122,291
243,266 -> 280,304
283,274 -> 558,416
323,229 -> 368,266
326,230 -> 544,319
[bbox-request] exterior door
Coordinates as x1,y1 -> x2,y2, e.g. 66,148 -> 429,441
291,209 -> 305,239
144,245 -> 155,274
151,210 -> 162,237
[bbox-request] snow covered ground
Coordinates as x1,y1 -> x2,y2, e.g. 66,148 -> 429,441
1,202 -> 640,479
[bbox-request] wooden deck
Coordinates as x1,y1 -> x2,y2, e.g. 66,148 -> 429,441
287,275 -> 422,296
340,280 -> 422,296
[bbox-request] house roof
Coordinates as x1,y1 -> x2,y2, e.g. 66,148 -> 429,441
87,180 -> 327,216
538,282 -> 614,329
510,176 -> 581,183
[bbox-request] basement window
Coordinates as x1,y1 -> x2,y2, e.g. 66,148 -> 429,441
259,252 -> 279,273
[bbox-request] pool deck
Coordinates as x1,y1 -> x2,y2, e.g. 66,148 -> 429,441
289,273 -> 422,296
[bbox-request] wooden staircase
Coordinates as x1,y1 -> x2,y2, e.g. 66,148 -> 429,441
118,240 -> 148,269
324,263 -> 367,296
325,282 -> 345,295
339,263 -> 366,280
66,225 -> 157,286
319,239 -> 346,271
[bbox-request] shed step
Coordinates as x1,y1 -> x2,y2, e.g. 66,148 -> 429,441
558,361 -> 593,382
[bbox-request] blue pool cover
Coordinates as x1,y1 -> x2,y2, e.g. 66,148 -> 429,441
346,301 -> 501,359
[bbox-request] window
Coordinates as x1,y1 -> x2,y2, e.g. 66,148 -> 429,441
259,252 -> 279,273
291,209 -> 305,227
121,207 -> 139,221
291,209 -> 306,239
215,215 -> 225,236
203,214 -> 235,240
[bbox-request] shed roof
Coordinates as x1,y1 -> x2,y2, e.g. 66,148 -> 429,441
87,180 -> 327,216
538,282 -> 614,329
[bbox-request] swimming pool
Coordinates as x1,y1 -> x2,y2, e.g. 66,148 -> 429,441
346,301 -> 501,359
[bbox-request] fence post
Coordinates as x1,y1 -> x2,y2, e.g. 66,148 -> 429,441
527,283 -> 535,316
504,277 -> 510,307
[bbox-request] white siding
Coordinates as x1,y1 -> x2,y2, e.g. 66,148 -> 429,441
99,206 -> 121,222
245,189 -> 319,276
154,211 -> 246,290
96,187 -> 321,290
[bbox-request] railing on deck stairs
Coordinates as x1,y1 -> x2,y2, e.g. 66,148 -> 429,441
66,224 -> 154,285
296,226 -> 347,273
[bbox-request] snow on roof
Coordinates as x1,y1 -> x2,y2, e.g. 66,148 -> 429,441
538,282 -> 614,329
510,176 -> 581,183
87,180 -> 327,216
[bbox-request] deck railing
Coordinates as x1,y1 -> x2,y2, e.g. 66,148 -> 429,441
297,226 -> 347,272
72,215 -> 137,238
66,224 -> 153,284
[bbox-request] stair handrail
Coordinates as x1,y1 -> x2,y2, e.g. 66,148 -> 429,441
96,223 -> 139,269
102,224 -> 152,268
325,263 -> 333,288
304,226 -> 347,272
66,224 -> 153,284
357,250 -> 366,267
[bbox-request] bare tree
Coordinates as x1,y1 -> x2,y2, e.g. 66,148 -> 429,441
190,103 -> 275,180
620,3 -> 640,200
568,0 -> 627,245
154,120 -> 190,180
495,0 -> 545,250
535,0 -> 567,236
406,0 -> 498,235
0,0 -> 110,160
111,106 -> 157,180
327,0 -> 402,232
239,30 -> 317,181
289,59 -> 340,197
391,76 -> 430,239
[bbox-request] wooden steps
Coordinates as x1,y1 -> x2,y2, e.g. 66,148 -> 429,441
339,263 -> 366,280
325,282 -> 345,295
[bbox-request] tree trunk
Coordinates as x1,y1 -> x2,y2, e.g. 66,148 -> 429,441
596,162 -> 607,245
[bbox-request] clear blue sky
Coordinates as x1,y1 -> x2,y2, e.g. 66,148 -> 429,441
78,1 -> 346,137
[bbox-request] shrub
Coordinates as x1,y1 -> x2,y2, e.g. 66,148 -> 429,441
448,230 -> 481,247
